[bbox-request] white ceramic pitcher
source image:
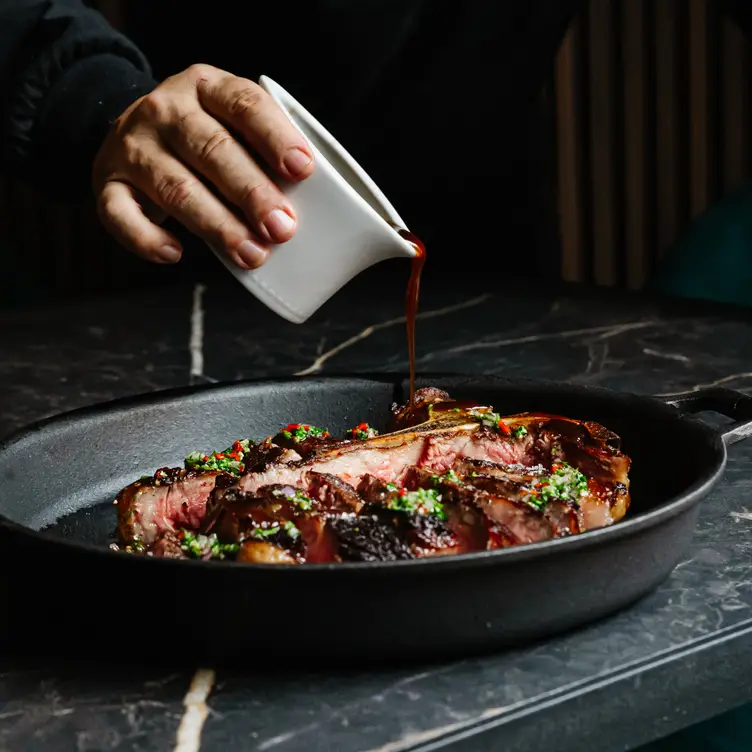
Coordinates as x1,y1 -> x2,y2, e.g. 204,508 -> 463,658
207,75 -> 418,324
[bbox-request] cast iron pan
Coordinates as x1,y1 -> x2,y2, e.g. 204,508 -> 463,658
1,374 -> 751,667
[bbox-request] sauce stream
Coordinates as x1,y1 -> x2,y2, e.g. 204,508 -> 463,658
397,228 -> 426,409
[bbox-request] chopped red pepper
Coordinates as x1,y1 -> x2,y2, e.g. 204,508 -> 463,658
496,418 -> 511,435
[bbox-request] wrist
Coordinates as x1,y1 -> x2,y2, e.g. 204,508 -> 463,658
35,54 -> 157,196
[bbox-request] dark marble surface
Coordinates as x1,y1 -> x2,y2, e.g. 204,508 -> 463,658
3,269 -> 752,752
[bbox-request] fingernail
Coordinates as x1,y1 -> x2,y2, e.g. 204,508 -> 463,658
157,245 -> 182,263
283,147 -> 313,179
237,239 -> 269,269
263,208 -> 296,242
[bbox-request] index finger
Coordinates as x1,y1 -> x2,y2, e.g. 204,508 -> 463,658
194,68 -> 314,182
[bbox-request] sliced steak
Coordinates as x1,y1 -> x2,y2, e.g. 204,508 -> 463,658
453,457 -> 547,483
307,472 -> 364,514
271,423 -> 344,459
242,438 -> 302,473
357,473 -> 393,505
403,466 -> 552,546
116,467 -> 230,546
203,484 -> 339,563
115,386 -> 633,564
465,473 -> 577,538
235,419 -> 527,496
354,475 -> 460,556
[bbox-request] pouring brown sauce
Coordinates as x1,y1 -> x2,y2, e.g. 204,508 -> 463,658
394,229 -> 487,418
396,228 -> 426,409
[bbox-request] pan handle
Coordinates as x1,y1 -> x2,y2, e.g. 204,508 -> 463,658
661,387 -> 752,445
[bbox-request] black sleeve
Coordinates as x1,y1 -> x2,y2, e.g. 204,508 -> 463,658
0,0 -> 157,195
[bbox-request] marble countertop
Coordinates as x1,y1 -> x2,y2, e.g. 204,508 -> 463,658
2,269 -> 752,752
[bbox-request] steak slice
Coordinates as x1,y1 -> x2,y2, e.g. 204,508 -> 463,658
234,420 -> 525,496
463,472 -> 578,538
242,438 -> 302,473
404,466 -> 554,546
355,474 -> 461,556
203,486 -> 307,563
271,423 -> 343,459
307,472 -> 364,514
455,460 -> 622,534
115,467 -> 231,547
203,483 -> 344,564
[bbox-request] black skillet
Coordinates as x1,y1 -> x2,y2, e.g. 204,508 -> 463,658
1,374 -> 751,667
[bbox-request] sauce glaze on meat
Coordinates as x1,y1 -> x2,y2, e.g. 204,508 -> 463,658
113,388 -> 631,564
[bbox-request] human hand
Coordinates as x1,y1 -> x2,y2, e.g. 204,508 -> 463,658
92,64 -> 314,268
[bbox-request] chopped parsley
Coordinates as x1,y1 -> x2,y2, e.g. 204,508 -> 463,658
185,439 -> 253,475
350,422 -> 378,440
431,469 -> 462,485
178,529 -> 240,559
271,487 -> 314,511
525,462 -> 588,510
512,425 -> 528,439
280,423 -> 330,442
249,519 -> 300,541
469,408 -> 511,436
387,487 -> 447,520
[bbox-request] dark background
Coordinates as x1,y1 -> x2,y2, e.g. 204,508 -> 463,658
1,0 -> 749,307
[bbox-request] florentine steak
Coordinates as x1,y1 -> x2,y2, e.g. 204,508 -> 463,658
114,387 -> 631,561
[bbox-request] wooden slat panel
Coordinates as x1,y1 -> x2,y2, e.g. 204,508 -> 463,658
622,0 -> 650,290
653,0 -> 682,260
721,18 -> 749,193
587,0 -> 619,287
688,0 -> 713,219
556,20 -> 586,284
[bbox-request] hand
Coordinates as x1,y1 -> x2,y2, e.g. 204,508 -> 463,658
92,64 -> 315,269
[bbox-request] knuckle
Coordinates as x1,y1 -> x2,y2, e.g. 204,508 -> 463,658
197,129 -> 234,163
212,222 -> 240,250
187,63 -> 212,80
156,174 -> 197,210
138,89 -> 173,121
240,180 -> 276,211
120,132 -> 146,163
226,83 -> 266,119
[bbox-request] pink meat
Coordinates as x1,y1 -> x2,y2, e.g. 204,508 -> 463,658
236,427 -> 517,493
116,469 -> 226,545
